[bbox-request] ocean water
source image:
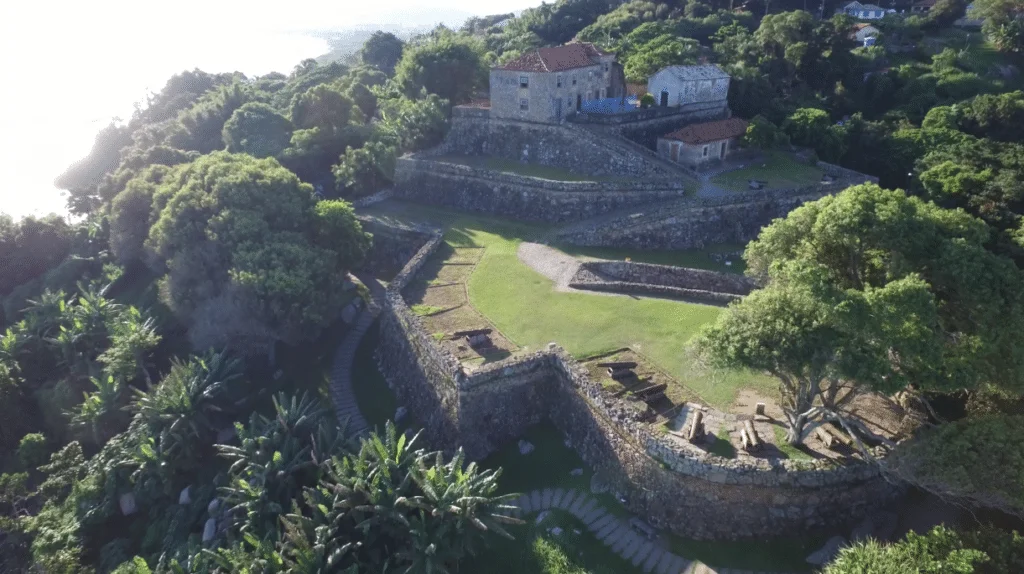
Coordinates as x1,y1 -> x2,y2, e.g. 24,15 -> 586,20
0,23 -> 328,219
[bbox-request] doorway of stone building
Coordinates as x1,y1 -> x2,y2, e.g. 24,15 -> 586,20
660,90 -> 669,107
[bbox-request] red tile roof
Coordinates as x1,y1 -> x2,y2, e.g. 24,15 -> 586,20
661,118 -> 749,145
498,42 -> 608,73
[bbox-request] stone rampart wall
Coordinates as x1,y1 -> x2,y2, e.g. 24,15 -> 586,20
433,116 -> 672,178
376,229 -> 466,449
568,261 -> 757,305
393,158 -> 685,223
570,101 -> 723,125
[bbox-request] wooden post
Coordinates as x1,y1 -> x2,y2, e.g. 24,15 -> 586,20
742,419 -> 762,450
687,409 -> 704,442
815,426 -> 836,450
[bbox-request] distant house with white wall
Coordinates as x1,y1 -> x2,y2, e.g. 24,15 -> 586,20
646,65 -> 730,112
840,1 -> 892,19
852,23 -> 881,43
657,117 -> 748,169
489,42 -> 625,124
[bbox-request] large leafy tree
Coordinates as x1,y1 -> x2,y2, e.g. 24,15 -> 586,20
394,34 -> 486,104
697,184 -> 1024,445
0,214 -> 73,297
141,152 -> 369,355
359,31 -> 405,76
222,102 -> 294,158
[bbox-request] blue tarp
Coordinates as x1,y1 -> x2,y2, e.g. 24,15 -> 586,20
579,96 -> 639,114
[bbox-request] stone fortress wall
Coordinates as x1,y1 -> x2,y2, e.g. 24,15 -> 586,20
375,224 -> 900,541
393,157 -> 687,223
568,260 -> 758,304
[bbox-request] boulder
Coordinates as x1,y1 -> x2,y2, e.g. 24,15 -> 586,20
119,493 -> 137,516
341,303 -> 359,325
208,498 -> 220,514
806,535 -> 846,566
549,527 -> 563,536
518,440 -> 535,455
178,486 -> 191,505
202,518 -> 217,542
395,406 -> 408,423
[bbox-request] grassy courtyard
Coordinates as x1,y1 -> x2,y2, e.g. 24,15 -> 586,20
432,154 -> 633,183
711,151 -> 825,192
360,201 -> 776,409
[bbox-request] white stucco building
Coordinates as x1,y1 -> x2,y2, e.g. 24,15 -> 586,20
646,65 -> 731,111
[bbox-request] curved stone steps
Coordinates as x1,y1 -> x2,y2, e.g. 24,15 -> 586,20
329,274 -> 386,437
512,488 -> 793,574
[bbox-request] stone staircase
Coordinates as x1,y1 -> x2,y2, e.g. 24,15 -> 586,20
328,274 -> 386,436
512,487 -> 794,574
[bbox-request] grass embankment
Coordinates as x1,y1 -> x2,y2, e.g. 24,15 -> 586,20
432,154 -> 633,183
556,243 -> 747,274
711,151 -> 825,192
360,201 -> 775,409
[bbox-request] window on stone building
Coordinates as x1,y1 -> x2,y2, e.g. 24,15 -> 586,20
589,70 -> 594,79
702,145 -> 709,157
520,98 -> 529,111
519,75 -> 529,88
572,76 -> 577,86
557,75 -> 562,88
600,88 -> 606,98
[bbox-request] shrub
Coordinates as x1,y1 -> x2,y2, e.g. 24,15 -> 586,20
18,433 -> 50,469
640,93 -> 655,108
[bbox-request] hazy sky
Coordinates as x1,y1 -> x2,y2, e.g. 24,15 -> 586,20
0,0 -> 540,219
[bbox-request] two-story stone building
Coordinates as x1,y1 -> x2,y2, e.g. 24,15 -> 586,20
489,42 -> 625,124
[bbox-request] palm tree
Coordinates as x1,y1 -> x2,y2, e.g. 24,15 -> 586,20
129,351 -> 242,472
69,374 -> 127,445
405,448 -> 522,569
218,393 -> 340,540
98,306 -> 161,387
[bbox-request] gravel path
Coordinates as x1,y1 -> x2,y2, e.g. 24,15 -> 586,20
516,242 -> 584,292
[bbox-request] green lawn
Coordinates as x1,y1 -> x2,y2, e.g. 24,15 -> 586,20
360,201 -> 775,409
432,154 -> 633,183
711,151 -> 825,192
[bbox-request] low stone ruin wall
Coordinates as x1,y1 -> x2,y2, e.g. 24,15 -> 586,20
432,115 -> 672,178
568,261 -> 757,305
357,217 -> 434,280
375,227 -> 901,540
393,157 -> 685,223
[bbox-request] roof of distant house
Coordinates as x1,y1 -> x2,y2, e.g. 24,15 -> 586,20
661,118 -> 749,145
855,3 -> 885,10
498,42 -> 609,73
652,64 -> 731,82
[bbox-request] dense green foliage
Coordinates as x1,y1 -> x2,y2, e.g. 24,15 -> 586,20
826,526 -> 1024,574
0,213 -> 73,298
886,414 -> 1024,512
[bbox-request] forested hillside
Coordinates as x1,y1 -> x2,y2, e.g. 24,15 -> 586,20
2,0 -> 1024,571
